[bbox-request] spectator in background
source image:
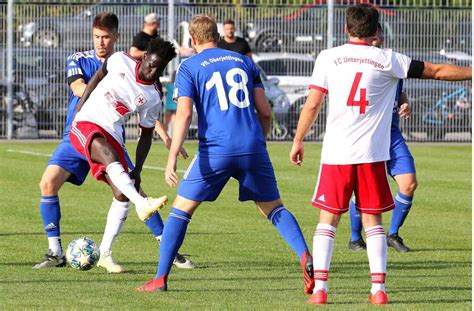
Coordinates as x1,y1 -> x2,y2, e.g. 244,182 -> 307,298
129,13 -> 161,60
217,19 -> 252,57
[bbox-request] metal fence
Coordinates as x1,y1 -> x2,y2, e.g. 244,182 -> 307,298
0,2 -> 471,142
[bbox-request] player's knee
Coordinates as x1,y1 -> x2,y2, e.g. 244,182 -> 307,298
400,180 -> 418,196
114,193 -> 129,203
39,176 -> 60,196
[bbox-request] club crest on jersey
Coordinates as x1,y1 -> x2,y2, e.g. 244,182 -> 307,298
135,94 -> 147,106
119,73 -> 125,79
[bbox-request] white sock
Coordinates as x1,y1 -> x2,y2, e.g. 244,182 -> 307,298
313,223 -> 336,293
106,162 -> 145,206
365,225 -> 387,294
48,236 -> 62,256
100,198 -> 130,254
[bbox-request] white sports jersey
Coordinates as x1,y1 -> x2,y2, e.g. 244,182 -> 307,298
74,52 -> 161,145
310,42 -> 411,164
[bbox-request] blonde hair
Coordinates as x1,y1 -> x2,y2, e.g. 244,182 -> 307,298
189,14 -> 220,45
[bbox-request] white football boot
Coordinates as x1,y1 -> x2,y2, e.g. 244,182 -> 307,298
173,253 -> 195,269
135,196 -> 168,221
97,250 -> 125,273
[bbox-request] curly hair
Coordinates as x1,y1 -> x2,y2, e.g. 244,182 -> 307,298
146,38 -> 177,63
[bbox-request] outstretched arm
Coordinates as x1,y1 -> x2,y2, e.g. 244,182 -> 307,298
155,120 -> 189,159
289,89 -> 325,166
130,128 -> 154,190
165,97 -> 193,187
408,60 -> 472,81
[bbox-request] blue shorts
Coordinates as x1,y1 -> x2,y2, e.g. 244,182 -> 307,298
177,153 -> 281,202
387,126 -> 416,177
48,137 -> 135,186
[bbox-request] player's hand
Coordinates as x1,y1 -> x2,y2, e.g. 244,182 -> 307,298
289,141 -> 304,166
165,138 -> 189,159
399,103 -> 411,119
165,158 -> 178,187
129,169 -> 141,191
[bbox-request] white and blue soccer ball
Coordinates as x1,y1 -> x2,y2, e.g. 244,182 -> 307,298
66,237 -> 100,270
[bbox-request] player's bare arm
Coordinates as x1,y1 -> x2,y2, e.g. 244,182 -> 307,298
75,64 -> 108,115
70,79 -> 88,97
165,96 -> 193,187
130,128 -> 154,190
417,61 -> 472,81
398,92 -> 411,119
253,88 -> 272,137
290,89 -> 325,166
154,120 -> 188,159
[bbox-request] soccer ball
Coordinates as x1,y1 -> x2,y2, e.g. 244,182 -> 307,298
66,237 -> 100,270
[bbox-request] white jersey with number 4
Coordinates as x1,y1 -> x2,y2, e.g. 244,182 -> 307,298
310,42 -> 412,164
74,52 -> 161,145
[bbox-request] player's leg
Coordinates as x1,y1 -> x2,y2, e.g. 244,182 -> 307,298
96,177 -> 129,273
237,152 -> 313,294
356,161 -> 395,305
256,200 -> 314,294
137,196 -> 200,292
33,165 -> 71,268
348,197 -> 366,251
388,172 -> 417,252
361,213 -> 389,305
137,154 -> 230,292
386,130 -> 417,252
308,163 -> 354,305
69,122 -> 166,221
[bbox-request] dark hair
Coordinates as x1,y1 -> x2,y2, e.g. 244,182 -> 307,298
223,19 -> 235,26
146,38 -> 177,63
377,22 -> 383,34
346,4 -> 379,38
93,12 -> 119,32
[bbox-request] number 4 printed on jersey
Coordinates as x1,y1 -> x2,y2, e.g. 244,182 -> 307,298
347,72 -> 369,114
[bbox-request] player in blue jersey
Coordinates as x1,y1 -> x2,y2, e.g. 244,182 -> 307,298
33,13 -> 193,271
136,15 -> 314,294
348,23 -> 417,253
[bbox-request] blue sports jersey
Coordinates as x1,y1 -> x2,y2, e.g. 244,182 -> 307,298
64,50 -> 103,138
174,48 -> 267,156
391,79 -> 404,130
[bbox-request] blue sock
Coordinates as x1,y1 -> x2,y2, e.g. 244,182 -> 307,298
349,200 -> 363,241
389,191 -> 413,235
144,212 -> 164,238
267,205 -> 309,262
156,208 -> 192,279
40,196 -> 61,237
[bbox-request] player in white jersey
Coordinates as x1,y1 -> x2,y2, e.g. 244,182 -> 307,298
290,4 -> 471,305
70,39 -> 178,226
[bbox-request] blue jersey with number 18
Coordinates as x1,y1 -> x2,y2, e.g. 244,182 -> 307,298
174,48 -> 267,156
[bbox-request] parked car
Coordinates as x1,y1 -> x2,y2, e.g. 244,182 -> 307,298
18,1 -> 196,51
0,48 -> 72,135
244,1 -> 395,53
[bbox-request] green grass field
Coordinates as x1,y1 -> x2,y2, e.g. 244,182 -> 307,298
0,141 -> 471,310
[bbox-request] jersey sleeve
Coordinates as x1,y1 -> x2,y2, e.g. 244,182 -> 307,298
309,51 -> 328,94
105,52 -> 122,73
390,52 -> 412,79
250,59 -> 264,89
174,62 -> 196,100
66,54 -> 84,85
242,39 -> 251,55
138,102 -> 159,130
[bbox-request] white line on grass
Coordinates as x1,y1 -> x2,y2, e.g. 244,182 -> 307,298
6,149 -> 186,173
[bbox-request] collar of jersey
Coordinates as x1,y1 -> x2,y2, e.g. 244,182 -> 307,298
134,62 -> 154,85
347,41 -> 370,46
